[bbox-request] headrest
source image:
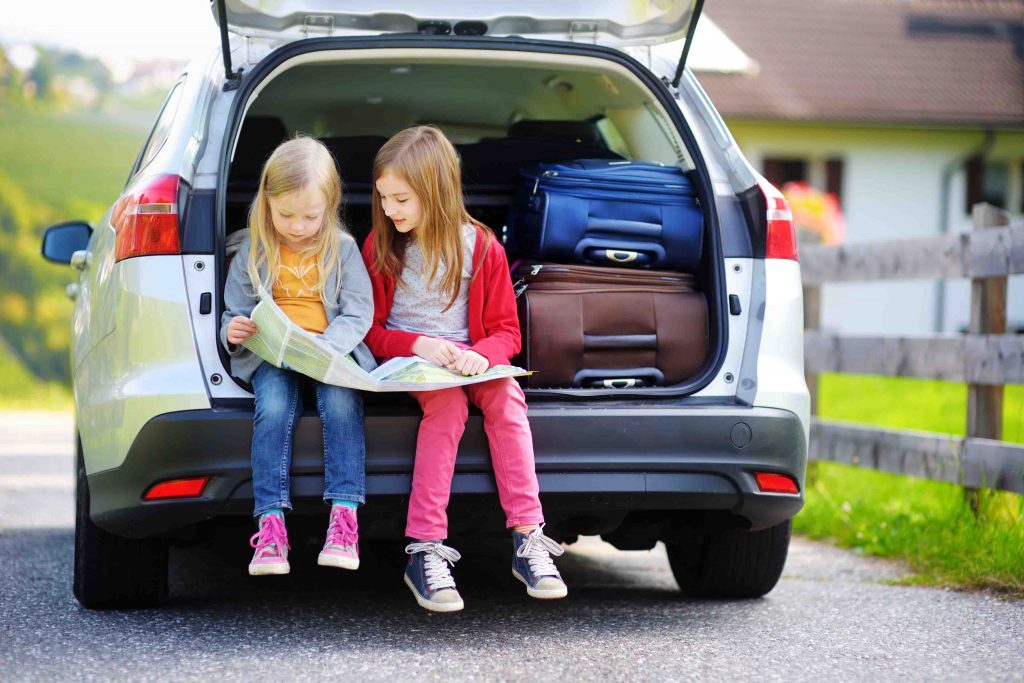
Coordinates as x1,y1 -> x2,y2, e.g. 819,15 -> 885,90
320,136 -> 389,184
507,120 -> 603,146
231,116 -> 288,178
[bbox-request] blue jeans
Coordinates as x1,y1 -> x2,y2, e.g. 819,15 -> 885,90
250,362 -> 366,517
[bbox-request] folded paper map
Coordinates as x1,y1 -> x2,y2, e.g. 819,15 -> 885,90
242,286 -> 529,392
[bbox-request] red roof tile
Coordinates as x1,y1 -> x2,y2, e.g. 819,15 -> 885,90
697,0 -> 1024,127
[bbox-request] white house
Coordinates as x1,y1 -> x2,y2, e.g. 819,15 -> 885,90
691,0 -> 1024,335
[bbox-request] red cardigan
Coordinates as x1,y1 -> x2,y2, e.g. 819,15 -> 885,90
360,227 -> 521,368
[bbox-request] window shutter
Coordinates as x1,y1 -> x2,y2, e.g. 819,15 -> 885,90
762,159 -> 785,188
762,158 -> 807,189
965,154 -> 984,214
825,158 -> 844,208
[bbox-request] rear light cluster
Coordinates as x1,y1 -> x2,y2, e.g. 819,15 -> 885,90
113,174 -> 181,262
754,472 -> 800,495
143,477 -> 209,501
758,179 -> 799,261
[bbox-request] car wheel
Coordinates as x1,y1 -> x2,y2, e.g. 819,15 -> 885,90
666,519 -> 791,599
73,437 -> 169,609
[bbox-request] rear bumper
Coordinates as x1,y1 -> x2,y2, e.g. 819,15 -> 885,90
88,401 -> 807,538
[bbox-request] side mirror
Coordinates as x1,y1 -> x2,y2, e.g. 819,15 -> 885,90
41,221 -> 92,265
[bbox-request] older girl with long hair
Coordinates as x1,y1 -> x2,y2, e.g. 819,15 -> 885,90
362,125 -> 566,612
221,136 -> 373,576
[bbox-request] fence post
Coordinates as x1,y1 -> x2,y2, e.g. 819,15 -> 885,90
966,203 -> 1009,510
803,283 -> 821,484
803,286 -> 821,415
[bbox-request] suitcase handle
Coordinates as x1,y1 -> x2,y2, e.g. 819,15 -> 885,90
606,249 -> 638,263
586,217 -> 663,238
584,334 -> 657,350
573,367 -> 665,389
575,238 -> 664,268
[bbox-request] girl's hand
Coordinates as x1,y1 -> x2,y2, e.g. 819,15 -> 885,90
226,315 -> 259,345
447,350 -> 489,376
412,336 -> 463,367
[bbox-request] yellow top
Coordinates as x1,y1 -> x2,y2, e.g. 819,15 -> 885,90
273,245 -> 328,334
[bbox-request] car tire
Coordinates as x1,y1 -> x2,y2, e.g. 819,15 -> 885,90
73,437 -> 169,609
666,519 -> 791,599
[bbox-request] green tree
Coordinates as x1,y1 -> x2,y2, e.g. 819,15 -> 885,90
28,49 -> 56,100
0,172 -> 73,382
0,46 -> 24,105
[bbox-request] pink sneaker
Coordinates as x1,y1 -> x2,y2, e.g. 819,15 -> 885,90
318,505 -> 359,570
248,513 -> 290,576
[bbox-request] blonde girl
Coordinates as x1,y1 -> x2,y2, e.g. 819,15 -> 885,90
221,136 -> 374,576
361,126 -> 566,612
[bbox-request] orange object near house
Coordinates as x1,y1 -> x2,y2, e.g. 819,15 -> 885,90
782,181 -> 846,246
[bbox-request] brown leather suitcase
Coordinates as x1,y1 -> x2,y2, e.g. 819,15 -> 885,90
513,263 -> 708,389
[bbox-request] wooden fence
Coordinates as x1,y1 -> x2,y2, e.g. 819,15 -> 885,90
801,203 -> 1024,494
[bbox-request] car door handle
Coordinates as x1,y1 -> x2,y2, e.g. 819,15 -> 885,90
70,250 -> 90,271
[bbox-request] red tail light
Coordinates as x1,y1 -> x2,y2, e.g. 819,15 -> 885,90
754,472 -> 800,495
113,174 -> 181,262
143,477 -> 209,501
759,179 -> 799,261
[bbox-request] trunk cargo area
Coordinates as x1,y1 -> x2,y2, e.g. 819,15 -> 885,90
221,48 -> 725,396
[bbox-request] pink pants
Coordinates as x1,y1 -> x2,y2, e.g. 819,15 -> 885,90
406,377 -> 544,540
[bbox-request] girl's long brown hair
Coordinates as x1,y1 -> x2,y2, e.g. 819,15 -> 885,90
247,135 -> 345,305
371,125 -> 489,311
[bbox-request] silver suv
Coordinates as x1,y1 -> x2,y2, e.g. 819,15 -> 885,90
42,1 -> 809,608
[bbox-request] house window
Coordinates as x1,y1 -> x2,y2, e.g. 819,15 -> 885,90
965,156 -> 1008,213
762,158 -> 807,189
824,158 -> 844,207
762,156 -> 845,208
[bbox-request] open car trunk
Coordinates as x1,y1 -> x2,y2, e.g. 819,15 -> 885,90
222,43 -> 725,398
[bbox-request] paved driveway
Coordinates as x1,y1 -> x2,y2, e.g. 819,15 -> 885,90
2,412 -> 1022,681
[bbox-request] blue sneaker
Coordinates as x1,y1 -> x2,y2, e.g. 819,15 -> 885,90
512,525 -> 567,599
403,541 -> 465,613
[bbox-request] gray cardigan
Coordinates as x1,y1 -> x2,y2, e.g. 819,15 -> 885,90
219,230 -> 376,384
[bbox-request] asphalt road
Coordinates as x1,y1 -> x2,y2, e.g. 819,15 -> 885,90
2,412 -> 1023,682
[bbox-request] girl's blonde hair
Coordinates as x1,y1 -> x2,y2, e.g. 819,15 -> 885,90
246,135 -> 345,305
371,125 -> 489,311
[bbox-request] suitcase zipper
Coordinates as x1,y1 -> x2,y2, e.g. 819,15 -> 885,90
514,265 -> 695,296
530,169 -> 690,193
513,264 -> 545,298
532,171 -> 559,196
525,267 -> 693,285
534,181 -> 693,200
542,176 -> 689,191
524,286 -> 692,295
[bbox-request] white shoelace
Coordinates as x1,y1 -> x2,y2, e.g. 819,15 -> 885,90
516,526 -> 564,578
405,541 -> 461,591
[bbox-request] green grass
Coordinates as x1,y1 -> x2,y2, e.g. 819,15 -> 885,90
796,374 -> 1024,597
0,104 -> 150,220
817,374 -> 1024,441
0,349 -> 72,411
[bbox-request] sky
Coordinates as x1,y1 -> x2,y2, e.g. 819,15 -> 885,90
1,1 -> 221,64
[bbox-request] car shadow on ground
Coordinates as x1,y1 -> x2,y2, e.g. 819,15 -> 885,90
1,526 -> 779,656
169,523 -> 685,607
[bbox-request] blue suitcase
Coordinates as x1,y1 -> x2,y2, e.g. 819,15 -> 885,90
507,160 -> 703,270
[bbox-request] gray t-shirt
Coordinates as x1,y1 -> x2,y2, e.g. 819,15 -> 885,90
387,224 -> 476,343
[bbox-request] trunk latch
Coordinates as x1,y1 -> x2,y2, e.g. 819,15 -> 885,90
302,15 -> 335,36
569,21 -> 598,43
